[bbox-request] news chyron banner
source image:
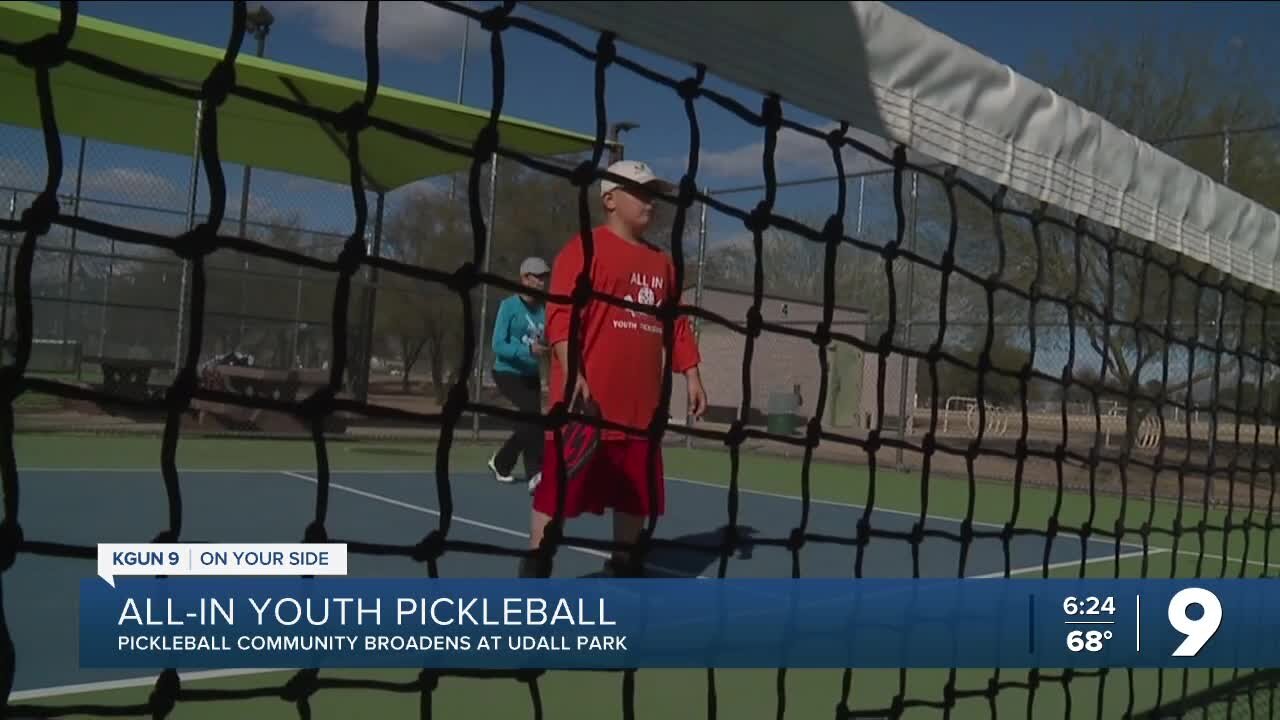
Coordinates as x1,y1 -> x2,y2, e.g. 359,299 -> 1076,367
85,543 -> 1280,669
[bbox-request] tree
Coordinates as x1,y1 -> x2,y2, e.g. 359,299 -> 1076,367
1027,29 -> 1280,212
378,184 -> 471,402
699,210 -> 963,323
373,155 -> 701,401
890,28 -> 1280,453
1025,29 -> 1280,448
917,325 -> 1032,407
375,191 -> 453,399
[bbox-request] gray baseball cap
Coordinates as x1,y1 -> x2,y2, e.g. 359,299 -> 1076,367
520,256 -> 550,276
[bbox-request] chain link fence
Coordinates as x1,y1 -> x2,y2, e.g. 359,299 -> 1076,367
6,114 -> 1279,471
0,119 -> 602,433
2,125 -> 370,388
687,131 -> 1280,506
1152,123 -> 1280,211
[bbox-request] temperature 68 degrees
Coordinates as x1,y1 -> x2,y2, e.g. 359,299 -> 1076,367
1168,588 -> 1222,657
1067,630 -> 1111,652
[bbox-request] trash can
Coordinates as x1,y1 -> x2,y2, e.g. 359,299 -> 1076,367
767,389 -> 800,435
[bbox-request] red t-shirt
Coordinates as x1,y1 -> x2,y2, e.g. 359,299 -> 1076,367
544,225 -> 700,440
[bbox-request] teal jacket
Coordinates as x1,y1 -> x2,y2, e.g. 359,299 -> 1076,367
491,295 -> 545,377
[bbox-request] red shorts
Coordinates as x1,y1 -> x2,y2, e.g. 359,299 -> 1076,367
532,435 -> 665,519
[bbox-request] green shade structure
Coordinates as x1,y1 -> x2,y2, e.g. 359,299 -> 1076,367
1,1 -> 610,417
0,1 -> 607,191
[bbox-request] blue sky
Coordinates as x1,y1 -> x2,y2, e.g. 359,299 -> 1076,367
36,1 -> 1280,164
5,1 -> 1280,260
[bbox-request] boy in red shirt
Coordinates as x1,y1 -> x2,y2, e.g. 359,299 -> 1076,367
522,160 -> 708,578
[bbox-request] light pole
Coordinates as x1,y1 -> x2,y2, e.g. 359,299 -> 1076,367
449,17 -> 470,201
238,5 -> 273,240
608,122 -> 637,164
236,6 -> 274,352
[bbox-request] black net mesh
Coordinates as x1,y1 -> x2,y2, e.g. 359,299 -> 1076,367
2,1 -> 1279,718
1136,669 -> 1280,720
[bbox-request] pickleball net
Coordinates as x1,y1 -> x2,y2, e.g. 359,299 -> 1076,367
3,1 -> 1280,718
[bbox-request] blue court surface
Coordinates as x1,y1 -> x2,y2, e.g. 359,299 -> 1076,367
4,468 -> 1138,696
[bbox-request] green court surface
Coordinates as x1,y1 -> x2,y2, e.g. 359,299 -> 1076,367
4,431 -> 1275,718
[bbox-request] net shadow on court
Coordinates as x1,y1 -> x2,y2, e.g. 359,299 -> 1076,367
6,465 -> 1125,696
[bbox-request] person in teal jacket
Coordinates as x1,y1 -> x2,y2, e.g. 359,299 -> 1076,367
487,256 -> 550,490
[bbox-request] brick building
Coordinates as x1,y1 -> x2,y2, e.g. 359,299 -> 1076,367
669,285 -> 918,434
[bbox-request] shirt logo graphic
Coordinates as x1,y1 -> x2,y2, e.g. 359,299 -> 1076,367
614,273 -> 665,335
626,285 -> 657,318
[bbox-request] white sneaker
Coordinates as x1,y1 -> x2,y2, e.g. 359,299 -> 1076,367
488,456 -> 515,483
528,471 -> 542,494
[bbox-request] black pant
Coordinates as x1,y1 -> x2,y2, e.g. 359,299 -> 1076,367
492,371 -> 544,480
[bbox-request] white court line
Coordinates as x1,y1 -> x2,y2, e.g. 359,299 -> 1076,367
1,466 -> 1168,539
974,547 -> 1165,579
15,466 -> 1273,568
665,475 -> 1270,569
668,475 -> 1150,548
280,471 -> 1162,576
7,669 -> 278,701
280,471 -> 1147,581
278,471 -> 709,581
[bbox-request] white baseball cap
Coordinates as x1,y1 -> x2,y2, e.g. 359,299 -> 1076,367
600,160 -> 673,196
519,256 -> 550,276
